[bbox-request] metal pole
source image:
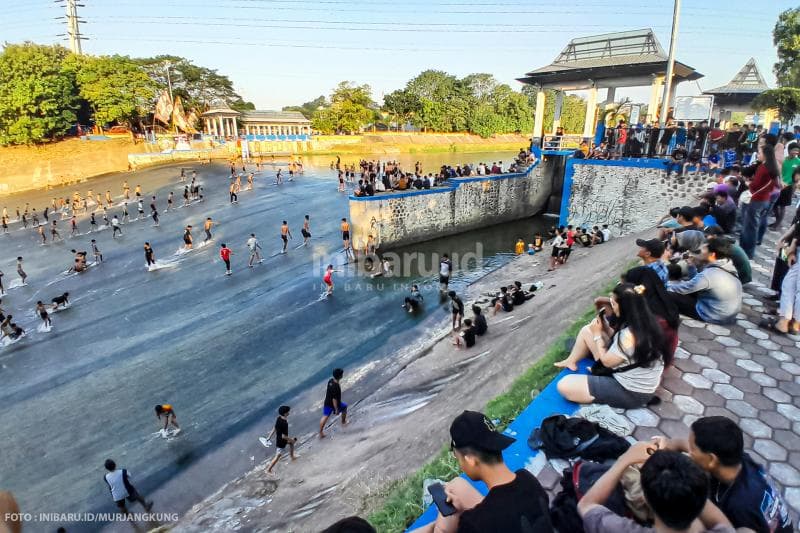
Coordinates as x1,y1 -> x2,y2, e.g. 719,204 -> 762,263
659,0 -> 681,127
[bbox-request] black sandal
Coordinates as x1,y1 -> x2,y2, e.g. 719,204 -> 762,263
758,319 -> 789,335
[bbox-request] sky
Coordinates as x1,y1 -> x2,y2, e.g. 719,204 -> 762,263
1,0 -> 795,110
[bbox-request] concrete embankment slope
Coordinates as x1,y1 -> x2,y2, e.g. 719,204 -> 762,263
0,133 -> 530,196
170,233 -> 643,533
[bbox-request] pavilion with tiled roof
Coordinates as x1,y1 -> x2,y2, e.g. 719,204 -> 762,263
518,28 -> 703,140
703,58 -> 772,126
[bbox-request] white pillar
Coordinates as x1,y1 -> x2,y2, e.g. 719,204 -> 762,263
551,91 -> 564,134
582,84 -> 598,138
533,88 -> 545,139
647,75 -> 663,124
218,117 -> 224,137
232,116 -> 238,137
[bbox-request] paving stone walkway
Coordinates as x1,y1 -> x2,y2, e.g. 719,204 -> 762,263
532,229 -> 800,521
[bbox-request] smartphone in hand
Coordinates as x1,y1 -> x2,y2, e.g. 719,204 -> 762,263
428,482 -> 457,517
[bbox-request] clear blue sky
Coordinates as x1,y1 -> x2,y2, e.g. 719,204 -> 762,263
1,0 -> 794,110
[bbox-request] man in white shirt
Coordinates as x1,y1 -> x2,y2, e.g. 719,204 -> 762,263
103,459 -> 153,513
601,224 -> 611,242
246,233 -> 263,267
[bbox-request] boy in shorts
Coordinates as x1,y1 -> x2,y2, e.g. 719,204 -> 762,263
319,368 -> 347,438
266,405 -> 298,473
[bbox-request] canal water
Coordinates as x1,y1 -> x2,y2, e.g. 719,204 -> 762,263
0,151 -> 551,531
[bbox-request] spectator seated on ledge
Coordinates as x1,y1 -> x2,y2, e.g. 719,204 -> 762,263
654,416 -> 793,533
578,443 -> 736,533
491,286 -> 514,316
471,305 -> 487,336
665,143 -> 688,177
453,318 -> 476,348
555,283 -> 666,409
409,411 -> 553,533
666,239 -> 742,324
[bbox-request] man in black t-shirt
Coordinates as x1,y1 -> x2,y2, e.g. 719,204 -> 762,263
319,368 -> 348,438
413,411 -> 553,533
266,405 -> 297,473
655,416 -> 793,533
666,144 -> 688,177
448,290 -> 464,330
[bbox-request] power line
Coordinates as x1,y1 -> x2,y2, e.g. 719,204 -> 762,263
55,0 -> 87,54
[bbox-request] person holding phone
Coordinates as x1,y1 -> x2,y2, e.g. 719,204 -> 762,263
411,411 -> 553,533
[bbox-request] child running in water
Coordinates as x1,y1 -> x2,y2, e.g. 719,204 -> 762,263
323,264 -> 335,296
16,257 -> 27,285
246,234 -> 262,266
220,243 -> 233,275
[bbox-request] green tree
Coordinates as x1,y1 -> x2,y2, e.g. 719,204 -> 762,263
69,55 -> 157,128
283,95 -> 326,119
311,81 -> 376,134
136,55 -> 253,111
406,70 -> 465,132
382,89 -> 419,131
773,7 -> 800,87
0,43 -> 78,145
752,88 -> 800,124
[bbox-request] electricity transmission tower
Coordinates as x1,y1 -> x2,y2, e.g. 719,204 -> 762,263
56,0 -> 86,54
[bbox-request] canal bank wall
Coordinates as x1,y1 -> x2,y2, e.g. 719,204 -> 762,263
559,158 -> 711,236
349,161 -> 553,250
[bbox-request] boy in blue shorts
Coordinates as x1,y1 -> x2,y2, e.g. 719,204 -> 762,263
319,368 -> 347,438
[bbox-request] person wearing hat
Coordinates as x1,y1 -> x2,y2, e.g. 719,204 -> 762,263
412,411 -> 553,533
636,238 -> 668,284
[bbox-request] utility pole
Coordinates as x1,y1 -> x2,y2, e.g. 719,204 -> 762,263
56,0 -> 86,54
659,0 -> 681,127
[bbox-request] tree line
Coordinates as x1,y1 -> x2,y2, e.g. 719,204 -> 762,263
0,43 -> 253,145
284,71 -> 587,137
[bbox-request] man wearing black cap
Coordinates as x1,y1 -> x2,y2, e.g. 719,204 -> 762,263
413,411 -> 553,533
636,238 -> 668,283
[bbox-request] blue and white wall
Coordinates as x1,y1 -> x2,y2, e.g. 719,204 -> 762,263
560,158 -> 711,236
349,162 -> 550,249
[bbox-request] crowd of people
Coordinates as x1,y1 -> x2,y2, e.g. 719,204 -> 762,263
345,148 -> 536,197
394,128 -> 800,532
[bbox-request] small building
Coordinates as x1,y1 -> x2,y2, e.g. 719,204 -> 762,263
201,107 -> 312,139
703,58 -> 772,127
518,28 -> 703,141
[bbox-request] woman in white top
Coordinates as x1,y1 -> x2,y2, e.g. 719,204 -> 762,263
555,283 -> 666,409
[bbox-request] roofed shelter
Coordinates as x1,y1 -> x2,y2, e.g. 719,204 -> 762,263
201,107 -> 312,139
518,29 -> 702,141
703,58 -> 772,127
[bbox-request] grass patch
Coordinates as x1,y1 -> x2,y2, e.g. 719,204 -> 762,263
366,277 -> 622,533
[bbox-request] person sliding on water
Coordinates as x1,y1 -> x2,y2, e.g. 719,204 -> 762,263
16,257 -> 27,285
35,301 -> 51,329
144,242 -> 155,268
91,239 -> 103,263
220,243 -> 233,275
155,404 -> 180,436
323,264 -> 335,296
280,221 -> 292,253
204,218 -> 213,242
183,226 -> 193,250
402,284 -> 424,313
246,234 -> 262,266
51,292 -> 69,311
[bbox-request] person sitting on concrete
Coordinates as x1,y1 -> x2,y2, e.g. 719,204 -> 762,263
578,443 -> 736,533
471,305 -> 487,336
665,143 -> 688,177
590,226 -> 604,245
710,190 -> 736,233
669,206 -> 705,253
576,227 -> 593,247
703,227 -> 751,284
657,206 -> 683,240
683,147 -> 703,176
410,411 -> 553,533
413,175 -> 424,190
555,283 -> 666,409
510,281 -> 534,306
667,239 -> 742,324
653,416 -> 793,533
453,318 -> 476,348
636,238 -> 668,284
491,286 -> 514,315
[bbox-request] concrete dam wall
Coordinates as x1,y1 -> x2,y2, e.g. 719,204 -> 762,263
349,161 -> 554,250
